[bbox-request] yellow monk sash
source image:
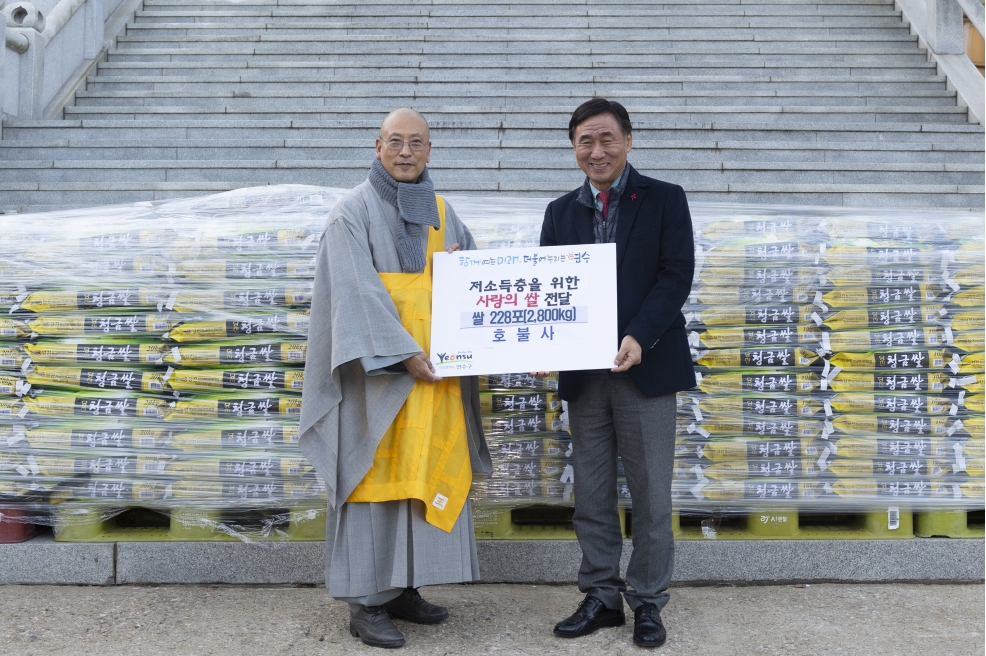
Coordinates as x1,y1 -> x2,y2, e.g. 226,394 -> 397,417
346,196 -> 472,532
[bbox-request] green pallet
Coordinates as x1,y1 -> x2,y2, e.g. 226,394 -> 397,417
914,509 -> 985,538
53,504 -> 326,542
672,508 -> 914,540
474,505 -> 627,540
473,506 -> 918,540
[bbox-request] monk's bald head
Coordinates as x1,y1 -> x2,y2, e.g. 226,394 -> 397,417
380,108 -> 430,141
376,108 -> 432,183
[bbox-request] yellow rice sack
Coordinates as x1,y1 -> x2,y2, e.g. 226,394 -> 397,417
697,266 -> 817,287
696,372 -> 820,394
165,368 -> 304,393
826,393 -> 956,416
22,393 -> 168,419
27,366 -> 168,394
163,313 -> 309,342
482,412 -> 566,436
14,289 -> 160,313
23,341 -> 167,366
163,396 -> 302,422
164,456 -> 313,478
168,425 -> 300,451
27,314 -> 181,337
695,347 -> 821,369
162,341 -> 307,366
0,319 -> 32,339
479,391 -> 561,414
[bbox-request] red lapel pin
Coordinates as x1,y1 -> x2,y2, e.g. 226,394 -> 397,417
630,194 -> 637,201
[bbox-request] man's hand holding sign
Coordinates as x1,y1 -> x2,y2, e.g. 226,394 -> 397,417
531,333 -> 640,378
611,334 -> 642,372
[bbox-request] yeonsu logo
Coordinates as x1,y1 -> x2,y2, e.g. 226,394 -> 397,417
436,351 -> 473,364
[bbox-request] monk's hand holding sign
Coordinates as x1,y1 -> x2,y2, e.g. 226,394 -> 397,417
403,353 -> 441,382
398,242 -> 462,382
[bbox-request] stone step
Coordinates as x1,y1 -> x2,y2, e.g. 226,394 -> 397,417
83,78 -> 947,95
114,31 -> 921,44
78,82 -> 953,97
76,90 -> 954,112
72,90 -> 959,108
140,0 -> 901,7
65,94 -> 955,111
109,42 -> 925,55
6,119 -> 982,141
28,113 -> 960,133
64,92 -> 962,121
111,38 -> 922,52
2,0 -> 979,213
104,51 -> 934,65
106,42 -> 929,57
117,28 -> 917,46
94,62 -> 940,78
1,159 -> 980,186
121,32 -> 915,43
132,6 -> 904,18
3,158 -> 979,172
1,182 -> 981,212
131,4 -> 903,15
122,17 -> 911,30
76,87 -> 949,111
2,139 -> 981,164
83,69 -> 947,81
143,0 -> 898,3
126,11 -> 901,22
72,86 -> 958,98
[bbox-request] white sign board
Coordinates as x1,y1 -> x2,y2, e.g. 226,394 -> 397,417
430,243 -> 618,376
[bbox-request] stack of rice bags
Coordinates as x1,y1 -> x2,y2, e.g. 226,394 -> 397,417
678,209 -> 984,511
474,374 -> 573,504
0,188 -> 340,537
2,189 -> 981,536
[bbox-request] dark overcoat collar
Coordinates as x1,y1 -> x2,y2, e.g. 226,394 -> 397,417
614,164 -> 649,267
570,163 -> 650,267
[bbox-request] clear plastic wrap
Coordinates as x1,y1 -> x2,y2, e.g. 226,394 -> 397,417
1,186 -> 983,543
461,202 -> 985,517
677,206 -> 983,514
0,187 -> 341,541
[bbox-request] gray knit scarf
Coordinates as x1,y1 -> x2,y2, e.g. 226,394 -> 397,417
369,158 -> 440,273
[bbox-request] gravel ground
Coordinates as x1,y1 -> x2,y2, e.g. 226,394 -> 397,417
0,582 -> 982,655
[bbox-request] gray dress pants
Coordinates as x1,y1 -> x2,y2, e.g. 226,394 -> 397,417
568,373 -> 677,612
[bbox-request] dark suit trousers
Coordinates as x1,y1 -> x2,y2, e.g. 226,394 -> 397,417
568,374 -> 676,612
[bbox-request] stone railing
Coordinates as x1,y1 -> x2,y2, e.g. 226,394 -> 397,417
2,0 -> 133,119
897,0 -> 985,124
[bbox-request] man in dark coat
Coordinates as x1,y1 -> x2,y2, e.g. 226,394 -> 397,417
541,98 -> 696,649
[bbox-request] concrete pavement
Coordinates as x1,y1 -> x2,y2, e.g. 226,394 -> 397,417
0,582 -> 982,655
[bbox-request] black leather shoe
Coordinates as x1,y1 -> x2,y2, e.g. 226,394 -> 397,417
633,603 -> 667,648
383,587 -> 450,625
349,605 -> 405,649
553,594 -> 626,638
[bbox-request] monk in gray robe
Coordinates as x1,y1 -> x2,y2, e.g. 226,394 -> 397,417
298,108 -> 492,649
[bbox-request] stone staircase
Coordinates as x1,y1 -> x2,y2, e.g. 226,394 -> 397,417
1,0 -> 983,213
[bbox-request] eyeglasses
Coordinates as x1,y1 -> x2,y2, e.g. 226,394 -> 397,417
383,138 -> 427,152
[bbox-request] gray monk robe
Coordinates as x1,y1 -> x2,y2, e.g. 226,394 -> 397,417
298,180 -> 492,605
